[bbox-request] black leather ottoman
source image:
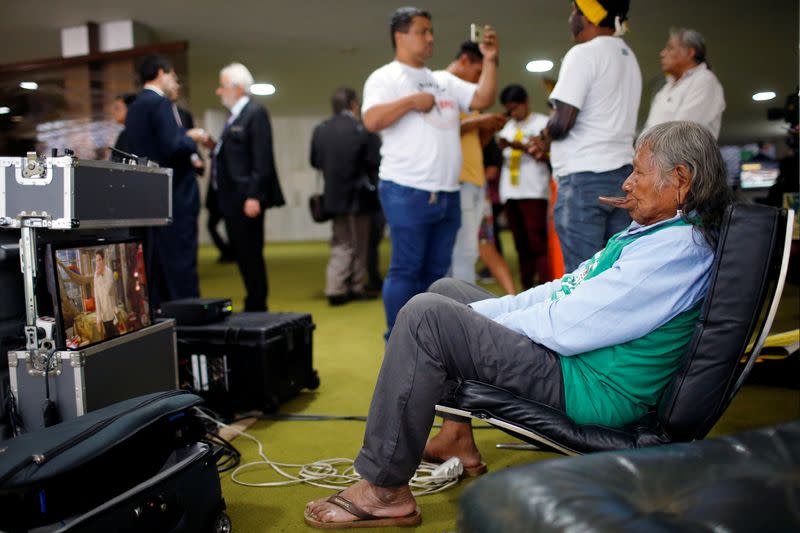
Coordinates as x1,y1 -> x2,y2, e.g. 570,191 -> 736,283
458,421 -> 800,532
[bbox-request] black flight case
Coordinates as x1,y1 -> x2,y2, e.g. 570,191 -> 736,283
175,312 -> 320,418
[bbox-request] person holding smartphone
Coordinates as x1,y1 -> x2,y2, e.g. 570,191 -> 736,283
496,84 -> 552,290
358,7 -> 499,341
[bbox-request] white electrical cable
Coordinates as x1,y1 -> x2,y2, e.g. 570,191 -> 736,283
195,410 -> 463,496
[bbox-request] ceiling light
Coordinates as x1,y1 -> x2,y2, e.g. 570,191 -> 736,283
752,91 -> 776,102
0,107 -> 10,115
20,81 -> 38,90
526,60 -> 554,73
250,83 -> 276,96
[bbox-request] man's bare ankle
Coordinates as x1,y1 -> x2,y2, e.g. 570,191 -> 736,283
371,484 -> 413,505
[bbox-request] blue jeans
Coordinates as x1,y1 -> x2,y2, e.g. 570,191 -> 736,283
379,180 -> 461,338
554,165 -> 632,272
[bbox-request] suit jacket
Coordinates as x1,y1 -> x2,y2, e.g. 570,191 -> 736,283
111,129 -> 129,162
177,106 -> 205,177
215,99 -> 285,218
310,112 -> 380,215
125,89 -> 200,218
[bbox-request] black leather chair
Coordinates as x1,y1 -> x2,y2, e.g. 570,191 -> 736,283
436,203 -> 794,455
457,420 -> 800,533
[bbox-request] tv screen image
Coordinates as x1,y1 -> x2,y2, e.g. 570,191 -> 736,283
740,161 -> 781,189
53,240 -> 150,349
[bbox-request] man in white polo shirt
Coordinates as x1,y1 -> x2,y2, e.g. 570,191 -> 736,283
362,6 -> 498,338
531,0 -> 641,272
643,28 -> 726,139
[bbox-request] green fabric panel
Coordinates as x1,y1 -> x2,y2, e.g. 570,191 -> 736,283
561,302 -> 702,426
556,219 -> 701,427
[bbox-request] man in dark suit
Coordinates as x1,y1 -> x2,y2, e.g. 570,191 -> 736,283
205,62 -> 285,311
311,88 -> 380,305
164,82 -> 234,268
125,55 -> 206,308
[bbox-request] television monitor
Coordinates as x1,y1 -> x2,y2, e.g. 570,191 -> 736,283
50,239 -> 151,350
740,160 -> 780,189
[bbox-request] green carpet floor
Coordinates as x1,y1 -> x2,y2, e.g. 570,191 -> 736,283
196,234 -> 800,533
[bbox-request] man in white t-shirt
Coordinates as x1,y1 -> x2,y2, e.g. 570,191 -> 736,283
530,0 -> 641,272
361,6 -> 499,338
93,250 -> 119,339
643,28 -> 725,139
497,84 -> 552,290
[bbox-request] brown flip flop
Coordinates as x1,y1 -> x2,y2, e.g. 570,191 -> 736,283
304,492 -> 422,529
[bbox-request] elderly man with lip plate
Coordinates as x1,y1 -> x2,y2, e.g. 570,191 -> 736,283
304,120 -> 735,529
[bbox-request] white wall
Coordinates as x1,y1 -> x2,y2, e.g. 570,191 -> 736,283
198,111 -> 331,243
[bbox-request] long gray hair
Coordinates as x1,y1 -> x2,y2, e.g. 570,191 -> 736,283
636,121 -> 735,248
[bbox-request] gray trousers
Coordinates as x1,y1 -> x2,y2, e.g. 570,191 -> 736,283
326,213 -> 370,296
354,278 -> 565,487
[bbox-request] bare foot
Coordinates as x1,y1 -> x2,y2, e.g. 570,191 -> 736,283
305,480 -> 417,525
423,420 -> 482,468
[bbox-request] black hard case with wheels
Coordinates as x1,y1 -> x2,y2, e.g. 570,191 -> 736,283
0,390 -> 229,532
175,312 -> 319,416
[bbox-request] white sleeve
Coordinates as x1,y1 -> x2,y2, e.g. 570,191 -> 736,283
469,278 -> 564,319
444,72 -> 478,111
498,120 -> 515,141
362,69 -> 391,114
549,45 -> 594,110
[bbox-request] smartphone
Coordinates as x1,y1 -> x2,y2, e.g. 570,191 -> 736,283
469,23 -> 484,43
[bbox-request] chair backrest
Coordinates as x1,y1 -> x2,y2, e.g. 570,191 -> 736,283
657,203 -> 792,442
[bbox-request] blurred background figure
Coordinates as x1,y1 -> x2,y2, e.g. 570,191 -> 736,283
310,87 -> 380,305
207,62 -> 285,311
362,7 -> 498,339
365,131 -> 385,295
110,92 -> 136,161
497,84 -> 551,290
440,41 -> 507,285
476,135 -> 517,295
643,28 -> 725,138
125,55 -> 205,308
539,0 -> 641,272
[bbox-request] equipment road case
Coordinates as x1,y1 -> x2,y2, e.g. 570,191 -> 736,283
0,154 -> 172,230
175,312 -> 320,417
8,319 -> 178,433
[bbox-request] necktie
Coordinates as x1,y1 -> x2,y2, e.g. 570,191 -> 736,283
172,104 -> 183,127
211,115 -> 234,189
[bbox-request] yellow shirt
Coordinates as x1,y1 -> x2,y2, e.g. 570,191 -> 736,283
458,111 -> 485,187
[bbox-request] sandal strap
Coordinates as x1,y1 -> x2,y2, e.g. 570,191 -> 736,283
326,492 -> 379,520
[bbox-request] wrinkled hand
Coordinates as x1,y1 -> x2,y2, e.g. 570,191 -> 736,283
244,198 -> 261,218
411,92 -> 436,113
478,26 -> 499,62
